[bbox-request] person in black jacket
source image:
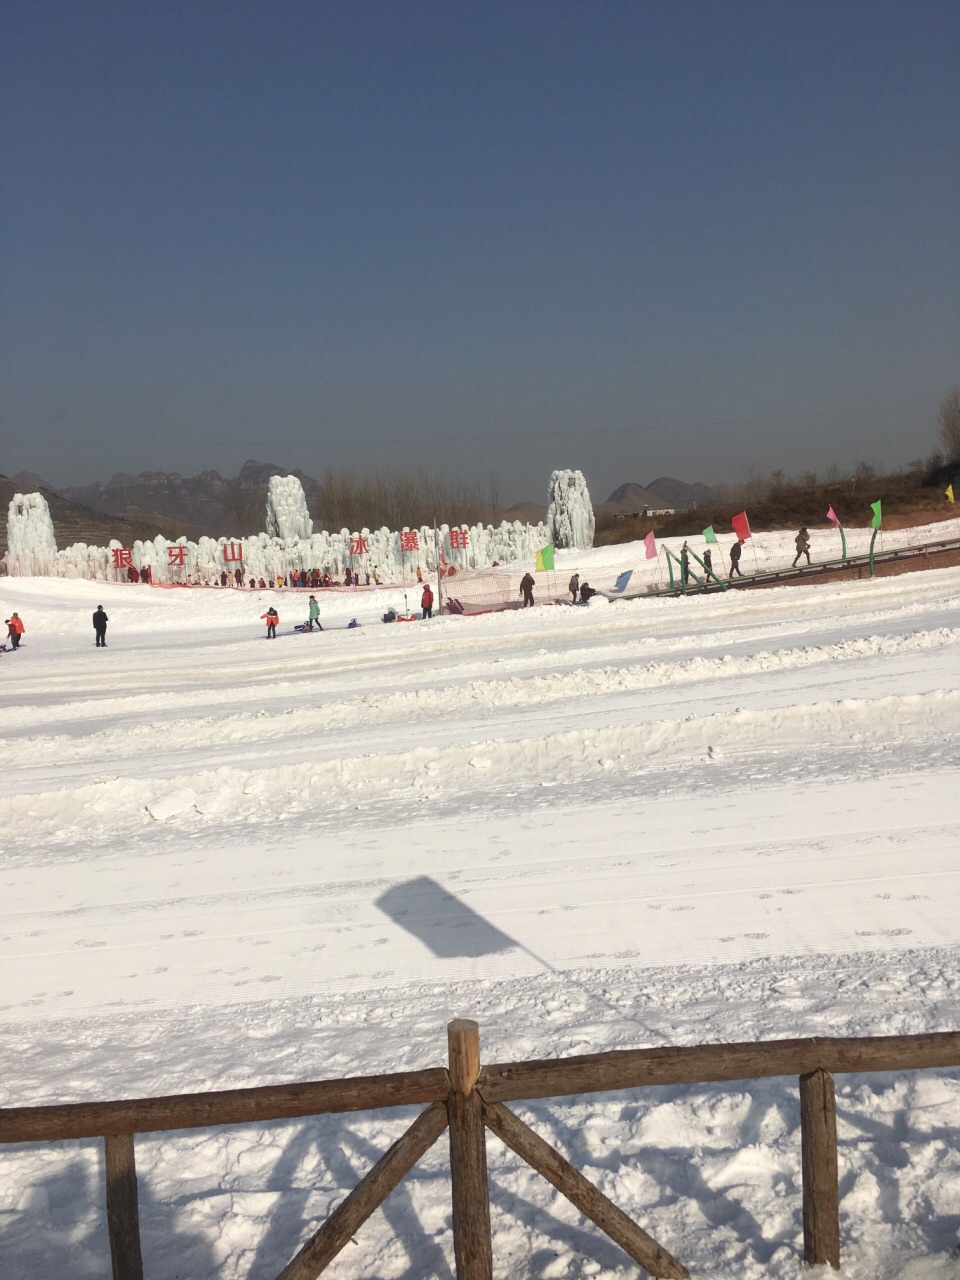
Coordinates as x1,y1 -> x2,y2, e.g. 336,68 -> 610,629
93,606 -> 108,647
519,572 -> 535,607
729,540 -> 745,579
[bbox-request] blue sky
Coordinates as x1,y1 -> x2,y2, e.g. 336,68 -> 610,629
2,0 -> 958,503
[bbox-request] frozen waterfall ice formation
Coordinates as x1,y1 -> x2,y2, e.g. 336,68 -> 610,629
3,472 -> 551,582
265,475 -> 313,541
546,469 -> 595,549
6,492 -> 58,574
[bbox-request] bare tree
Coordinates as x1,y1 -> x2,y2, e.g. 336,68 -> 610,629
938,389 -> 960,461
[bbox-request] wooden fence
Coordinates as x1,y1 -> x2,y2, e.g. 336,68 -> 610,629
2,1021 -> 959,1278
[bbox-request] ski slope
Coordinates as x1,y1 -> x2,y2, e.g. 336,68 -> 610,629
1,555 -> 959,1278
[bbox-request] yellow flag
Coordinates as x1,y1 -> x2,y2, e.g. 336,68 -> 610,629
947,484 -> 955,504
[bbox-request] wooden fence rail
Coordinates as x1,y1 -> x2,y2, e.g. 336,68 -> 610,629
2,1022 -> 959,1278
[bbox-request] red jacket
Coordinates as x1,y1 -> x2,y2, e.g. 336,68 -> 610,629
421,586 -> 434,608
9,616 -> 24,634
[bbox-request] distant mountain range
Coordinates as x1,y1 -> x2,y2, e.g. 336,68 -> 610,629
600,477 -> 715,514
5,463 -> 714,543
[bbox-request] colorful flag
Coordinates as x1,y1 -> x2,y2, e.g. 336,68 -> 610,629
870,500 -> 882,529
947,485 -> 955,504
826,505 -> 839,525
731,511 -> 751,541
613,570 -> 633,592
702,525 -> 717,544
535,544 -> 554,571
644,530 -> 657,559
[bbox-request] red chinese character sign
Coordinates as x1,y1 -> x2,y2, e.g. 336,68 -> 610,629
399,530 -> 419,553
112,547 -> 133,569
350,535 -> 369,557
167,545 -> 188,566
222,541 -> 244,563
449,528 -> 469,551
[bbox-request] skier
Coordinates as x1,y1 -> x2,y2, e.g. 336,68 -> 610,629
421,583 -> 434,619
307,595 -> 322,631
92,606 -> 108,647
519,571 -> 535,607
260,606 -> 279,638
792,527 -> 811,567
569,572 -> 580,603
729,539 -> 745,578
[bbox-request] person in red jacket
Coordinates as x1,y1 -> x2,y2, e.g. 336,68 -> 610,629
7,613 -> 25,649
260,607 -> 279,638
421,584 -> 434,619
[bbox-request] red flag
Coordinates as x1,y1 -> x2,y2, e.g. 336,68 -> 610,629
644,530 -> 657,560
731,511 -> 751,541
826,505 -> 838,525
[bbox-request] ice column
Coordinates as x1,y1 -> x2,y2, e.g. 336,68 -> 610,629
265,475 -> 313,541
546,469 -> 595,549
5,492 -> 59,575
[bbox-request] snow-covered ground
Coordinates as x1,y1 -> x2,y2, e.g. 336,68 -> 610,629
1,547 -> 959,1279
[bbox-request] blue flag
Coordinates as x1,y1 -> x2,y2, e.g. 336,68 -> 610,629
613,570 -> 633,593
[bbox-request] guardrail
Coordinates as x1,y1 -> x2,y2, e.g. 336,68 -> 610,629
3,1022 -> 959,1278
643,534 -> 960,597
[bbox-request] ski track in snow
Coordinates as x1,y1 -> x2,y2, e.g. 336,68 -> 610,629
1,560 -> 959,1279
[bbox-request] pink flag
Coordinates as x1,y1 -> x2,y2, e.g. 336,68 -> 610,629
731,511 -> 751,541
826,505 -> 838,525
644,530 -> 657,560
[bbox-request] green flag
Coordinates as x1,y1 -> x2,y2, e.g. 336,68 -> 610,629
870,500 -> 882,529
702,525 -> 717,544
535,544 -> 555,571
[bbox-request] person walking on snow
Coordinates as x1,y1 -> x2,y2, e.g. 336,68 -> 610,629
520,572 -> 535,607
261,606 -> 279,638
307,595 -> 322,631
729,539 -> 745,578
421,583 -> 434,619
7,614 -> 25,649
92,606 -> 108,647
569,572 -> 580,603
680,542 -> 691,586
792,527 -> 811,567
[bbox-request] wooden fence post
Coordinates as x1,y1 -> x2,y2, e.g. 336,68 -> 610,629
447,1019 -> 493,1280
800,1069 -> 840,1269
104,1132 -> 144,1280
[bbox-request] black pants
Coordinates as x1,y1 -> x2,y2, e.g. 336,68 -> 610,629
523,593 -> 534,607
792,551 -> 811,566
10,633 -> 20,649
95,629 -> 107,646
267,624 -> 276,638
422,607 -> 432,619
729,564 -> 743,578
